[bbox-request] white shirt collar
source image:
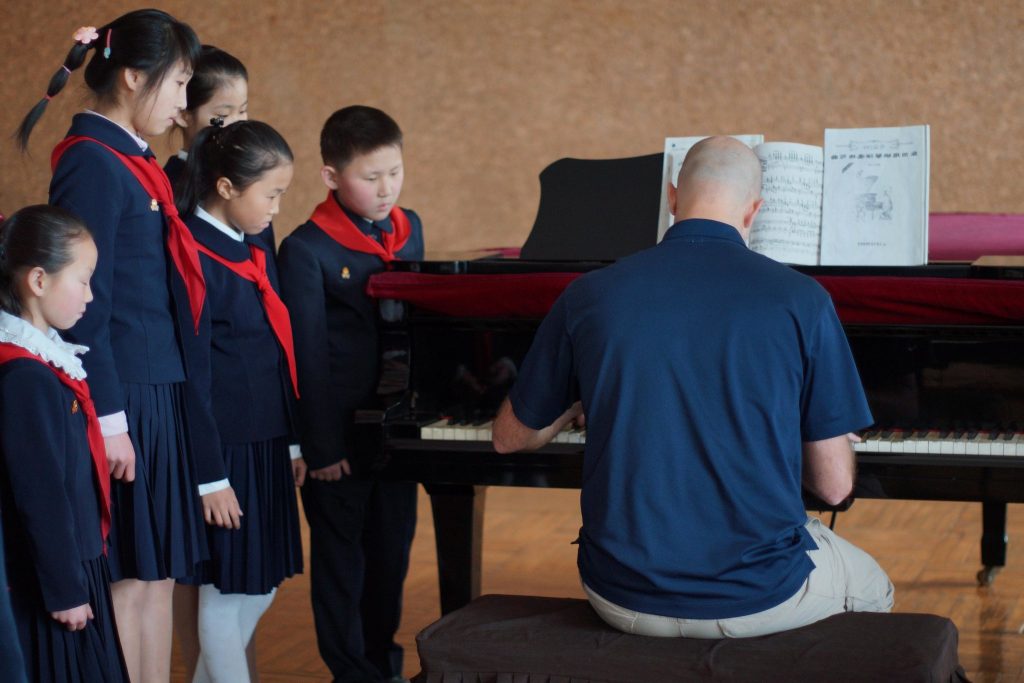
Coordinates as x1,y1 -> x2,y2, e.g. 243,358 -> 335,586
196,205 -> 244,242
176,149 -> 189,161
0,311 -> 88,380
84,110 -> 149,151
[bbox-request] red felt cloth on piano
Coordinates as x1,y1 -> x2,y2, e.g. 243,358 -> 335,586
366,271 -> 1024,325
365,212 -> 1024,325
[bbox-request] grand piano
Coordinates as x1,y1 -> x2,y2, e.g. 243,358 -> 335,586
362,153 -> 1024,614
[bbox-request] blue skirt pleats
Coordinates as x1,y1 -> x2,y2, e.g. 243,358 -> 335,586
106,383 -> 207,582
11,554 -> 129,683
204,436 -> 303,594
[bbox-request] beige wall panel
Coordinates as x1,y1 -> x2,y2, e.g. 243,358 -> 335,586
2,1 -> 1022,251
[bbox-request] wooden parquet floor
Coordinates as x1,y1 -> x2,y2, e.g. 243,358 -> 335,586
172,487 -> 1024,682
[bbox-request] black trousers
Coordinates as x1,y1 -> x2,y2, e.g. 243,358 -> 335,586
301,476 -> 418,683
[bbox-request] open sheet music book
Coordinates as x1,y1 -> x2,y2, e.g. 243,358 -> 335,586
658,125 -> 930,265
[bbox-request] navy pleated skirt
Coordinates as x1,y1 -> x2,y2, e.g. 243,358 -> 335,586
106,382 -> 207,582
11,554 -> 128,683
202,436 -> 303,594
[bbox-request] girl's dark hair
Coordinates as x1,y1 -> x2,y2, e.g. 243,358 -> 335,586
0,205 -> 92,316
175,120 -> 294,217
184,45 -> 248,118
16,9 -> 201,150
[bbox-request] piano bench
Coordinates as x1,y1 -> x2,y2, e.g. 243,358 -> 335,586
413,594 -> 968,683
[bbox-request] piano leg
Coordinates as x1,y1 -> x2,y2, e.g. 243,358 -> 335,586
425,483 -> 486,614
978,501 -> 1007,586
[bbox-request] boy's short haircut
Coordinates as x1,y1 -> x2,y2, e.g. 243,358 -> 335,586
320,106 -> 403,170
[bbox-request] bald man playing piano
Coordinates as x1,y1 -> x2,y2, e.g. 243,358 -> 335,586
493,136 -> 893,638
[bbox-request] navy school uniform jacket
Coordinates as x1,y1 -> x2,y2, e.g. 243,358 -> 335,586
277,203 -> 423,470
185,213 -> 298,445
49,114 -> 224,486
0,360 -> 103,613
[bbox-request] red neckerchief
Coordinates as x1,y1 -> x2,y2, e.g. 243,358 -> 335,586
0,343 -> 111,548
309,192 -> 411,262
195,241 -> 299,398
51,136 -> 206,332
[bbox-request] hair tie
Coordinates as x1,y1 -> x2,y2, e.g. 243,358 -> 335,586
103,28 -> 112,59
44,94 -> 53,101
61,65 -> 71,75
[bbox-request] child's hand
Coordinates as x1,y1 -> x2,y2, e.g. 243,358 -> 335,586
202,487 -> 243,529
292,457 -> 307,487
309,458 -> 352,482
51,603 -> 94,631
104,433 -> 136,482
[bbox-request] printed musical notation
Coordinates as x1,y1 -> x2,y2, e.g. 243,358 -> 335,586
750,142 -> 824,265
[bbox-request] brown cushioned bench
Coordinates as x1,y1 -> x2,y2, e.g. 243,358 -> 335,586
414,595 -> 969,683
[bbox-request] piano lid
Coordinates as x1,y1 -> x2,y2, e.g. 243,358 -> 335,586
520,153 -> 664,261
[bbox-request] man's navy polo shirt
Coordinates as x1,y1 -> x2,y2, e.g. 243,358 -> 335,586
508,218 -> 873,619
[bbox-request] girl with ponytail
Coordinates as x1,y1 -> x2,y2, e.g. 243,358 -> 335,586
0,205 -> 128,682
18,10 -> 231,682
177,119 -> 303,683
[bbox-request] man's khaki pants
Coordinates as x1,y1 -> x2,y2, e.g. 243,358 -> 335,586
584,516 -> 894,639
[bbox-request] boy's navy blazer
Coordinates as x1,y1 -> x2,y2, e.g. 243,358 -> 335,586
186,213 -> 297,446
50,114 -> 222,485
0,359 -> 102,614
278,203 -> 423,470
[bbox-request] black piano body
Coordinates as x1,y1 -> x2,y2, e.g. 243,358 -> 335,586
365,257 -> 1024,614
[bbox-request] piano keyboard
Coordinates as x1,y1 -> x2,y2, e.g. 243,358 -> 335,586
420,420 -> 1024,456
420,419 -> 586,444
853,429 -> 1024,456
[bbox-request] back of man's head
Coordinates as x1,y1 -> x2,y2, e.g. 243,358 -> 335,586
672,136 -> 763,234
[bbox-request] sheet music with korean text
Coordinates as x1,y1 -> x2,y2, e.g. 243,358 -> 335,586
820,125 -> 930,265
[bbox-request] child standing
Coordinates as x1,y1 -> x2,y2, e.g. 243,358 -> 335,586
0,205 -> 127,682
163,44 -> 254,680
165,45 -> 249,186
174,119 -> 305,682
278,105 -> 423,683
16,11 -> 234,682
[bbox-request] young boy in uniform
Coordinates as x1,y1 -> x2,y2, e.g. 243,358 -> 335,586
278,106 -> 424,683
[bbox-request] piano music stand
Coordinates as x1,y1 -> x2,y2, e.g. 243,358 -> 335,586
520,153 -> 664,261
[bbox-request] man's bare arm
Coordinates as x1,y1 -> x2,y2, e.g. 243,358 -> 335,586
802,434 -> 857,506
492,398 -> 582,454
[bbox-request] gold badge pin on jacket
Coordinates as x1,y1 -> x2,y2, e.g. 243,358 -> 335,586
150,198 -> 159,211
341,267 -> 351,279
71,399 -> 79,414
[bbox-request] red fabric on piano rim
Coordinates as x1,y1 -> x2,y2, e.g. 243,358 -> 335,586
366,271 -> 1024,325
366,212 -> 1024,324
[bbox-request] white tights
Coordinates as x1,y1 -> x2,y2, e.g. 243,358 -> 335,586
192,585 -> 276,683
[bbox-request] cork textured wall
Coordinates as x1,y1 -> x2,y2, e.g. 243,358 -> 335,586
1,1 -> 1022,251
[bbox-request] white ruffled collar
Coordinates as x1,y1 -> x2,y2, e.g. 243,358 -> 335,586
0,311 -> 88,380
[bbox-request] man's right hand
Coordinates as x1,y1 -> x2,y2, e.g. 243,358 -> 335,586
309,458 -> 352,482
104,433 -> 136,482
